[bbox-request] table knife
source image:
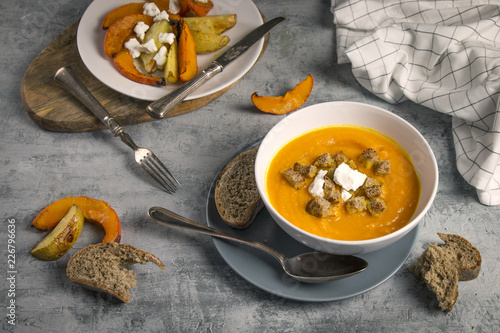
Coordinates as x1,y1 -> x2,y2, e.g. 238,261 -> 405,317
146,16 -> 285,119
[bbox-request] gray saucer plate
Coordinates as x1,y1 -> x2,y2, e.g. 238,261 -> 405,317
205,140 -> 418,302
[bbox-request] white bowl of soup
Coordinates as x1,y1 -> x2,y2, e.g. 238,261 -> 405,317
255,101 -> 438,255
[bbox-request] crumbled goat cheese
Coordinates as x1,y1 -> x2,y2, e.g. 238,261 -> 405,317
308,170 -> 328,197
134,21 -> 150,42
154,10 -> 170,22
341,189 -> 352,201
169,0 -> 180,14
333,163 -> 367,192
124,38 -> 142,58
136,38 -> 158,53
143,2 -> 161,16
158,32 -> 175,45
154,46 -> 168,66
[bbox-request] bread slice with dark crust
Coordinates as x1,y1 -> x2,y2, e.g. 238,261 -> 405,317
437,233 -> 481,281
215,146 -> 263,229
410,243 -> 459,312
410,233 -> 481,312
66,242 -> 164,303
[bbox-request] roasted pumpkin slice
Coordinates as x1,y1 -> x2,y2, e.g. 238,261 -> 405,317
102,2 -> 145,30
251,74 -> 314,114
113,50 -> 166,86
175,20 -> 198,82
104,14 -> 154,58
184,0 -> 214,17
32,196 -> 121,243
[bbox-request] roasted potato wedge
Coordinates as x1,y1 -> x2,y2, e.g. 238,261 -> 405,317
191,30 -> 230,53
140,20 -> 173,73
165,39 -> 179,83
184,14 -> 237,35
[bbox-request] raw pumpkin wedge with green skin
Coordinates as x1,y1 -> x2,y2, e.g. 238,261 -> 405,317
251,74 -> 314,114
31,196 -> 122,243
31,205 -> 85,260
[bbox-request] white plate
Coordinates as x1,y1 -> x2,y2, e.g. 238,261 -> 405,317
205,140 -> 419,302
77,0 -> 264,101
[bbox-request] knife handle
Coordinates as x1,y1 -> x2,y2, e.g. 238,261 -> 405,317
54,67 -> 124,136
146,62 -> 223,119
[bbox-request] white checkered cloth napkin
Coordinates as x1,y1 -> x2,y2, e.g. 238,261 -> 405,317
331,0 -> 500,205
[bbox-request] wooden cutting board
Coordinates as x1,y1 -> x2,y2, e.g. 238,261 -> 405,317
21,19 -> 268,132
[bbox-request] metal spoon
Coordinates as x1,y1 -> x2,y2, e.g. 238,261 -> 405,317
148,206 -> 368,283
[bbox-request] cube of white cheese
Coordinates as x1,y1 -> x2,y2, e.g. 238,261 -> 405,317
136,39 -> 158,54
154,10 -> 170,22
154,46 -> 168,66
124,38 -> 142,58
308,170 -> 328,197
333,163 -> 367,192
159,32 -> 175,45
341,189 -> 352,201
134,21 -> 150,42
143,2 -> 161,17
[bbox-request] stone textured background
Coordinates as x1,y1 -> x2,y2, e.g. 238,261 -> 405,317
1,0 -> 499,332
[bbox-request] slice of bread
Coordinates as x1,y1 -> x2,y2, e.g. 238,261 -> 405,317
66,242 -> 164,303
215,146 -> 263,229
410,233 -> 481,312
410,243 -> 459,312
437,233 -> 481,281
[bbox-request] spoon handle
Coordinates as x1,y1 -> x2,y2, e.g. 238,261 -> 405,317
148,206 -> 285,263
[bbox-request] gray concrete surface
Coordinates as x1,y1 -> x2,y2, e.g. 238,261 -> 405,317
1,0 -> 499,332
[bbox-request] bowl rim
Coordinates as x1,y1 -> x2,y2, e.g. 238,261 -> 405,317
255,101 -> 439,246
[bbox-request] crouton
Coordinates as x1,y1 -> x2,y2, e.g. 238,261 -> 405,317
326,167 -> 336,180
323,176 -> 335,192
306,197 -> 333,217
332,151 -> 349,166
293,162 -> 318,178
363,177 -> 382,198
367,197 -> 387,216
323,176 -> 340,203
314,153 -> 334,168
346,159 -> 357,170
359,148 -> 379,168
345,196 -> 367,214
375,160 -> 391,175
325,188 -> 341,203
281,169 -> 305,189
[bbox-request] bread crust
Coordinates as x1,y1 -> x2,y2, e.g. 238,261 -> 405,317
66,242 -> 164,303
215,146 -> 263,229
410,233 -> 481,312
437,233 -> 481,281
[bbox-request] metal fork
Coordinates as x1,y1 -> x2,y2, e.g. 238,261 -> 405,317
54,66 -> 180,193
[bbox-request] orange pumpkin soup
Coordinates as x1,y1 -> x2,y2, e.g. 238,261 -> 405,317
265,125 -> 421,241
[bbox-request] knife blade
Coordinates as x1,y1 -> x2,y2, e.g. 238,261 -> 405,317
146,16 -> 285,119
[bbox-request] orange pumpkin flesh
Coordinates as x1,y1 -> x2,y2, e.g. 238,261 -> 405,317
184,0 -> 214,16
32,196 -> 121,243
104,14 -> 154,58
251,74 -> 314,115
113,50 -> 166,86
176,0 -> 192,16
101,3 -> 145,30
176,20 -> 198,82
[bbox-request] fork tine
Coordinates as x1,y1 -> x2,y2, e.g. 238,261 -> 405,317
149,153 -> 181,186
140,153 -> 180,193
141,160 -> 176,193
